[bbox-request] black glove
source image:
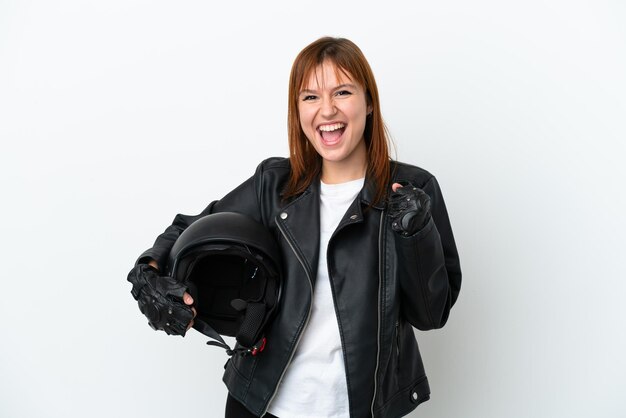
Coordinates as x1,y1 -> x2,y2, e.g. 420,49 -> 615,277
388,183 -> 432,236
127,264 -> 194,336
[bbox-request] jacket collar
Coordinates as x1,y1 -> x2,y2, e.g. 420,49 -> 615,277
359,175 -> 386,210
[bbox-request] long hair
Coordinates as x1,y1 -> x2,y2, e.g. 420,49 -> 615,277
284,37 -> 391,206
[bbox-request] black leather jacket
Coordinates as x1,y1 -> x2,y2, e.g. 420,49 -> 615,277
137,157 -> 461,418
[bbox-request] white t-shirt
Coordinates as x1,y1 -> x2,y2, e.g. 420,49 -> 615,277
267,177 -> 365,418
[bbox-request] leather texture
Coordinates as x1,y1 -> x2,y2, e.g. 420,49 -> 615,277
136,157 -> 462,418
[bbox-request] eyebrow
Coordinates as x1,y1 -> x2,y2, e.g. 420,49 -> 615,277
299,83 -> 358,95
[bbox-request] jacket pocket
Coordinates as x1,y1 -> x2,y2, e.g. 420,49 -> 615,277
228,347 -> 259,382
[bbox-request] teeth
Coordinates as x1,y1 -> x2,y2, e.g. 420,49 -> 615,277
319,123 -> 345,132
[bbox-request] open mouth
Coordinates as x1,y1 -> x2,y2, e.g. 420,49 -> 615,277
318,122 -> 346,145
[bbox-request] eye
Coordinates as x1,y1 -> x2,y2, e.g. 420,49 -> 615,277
302,95 -> 317,101
335,90 -> 352,97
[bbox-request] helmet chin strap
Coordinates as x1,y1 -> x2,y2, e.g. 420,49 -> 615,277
193,317 -> 266,357
193,318 -> 236,355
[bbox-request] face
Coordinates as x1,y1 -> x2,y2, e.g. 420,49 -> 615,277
298,61 -> 372,181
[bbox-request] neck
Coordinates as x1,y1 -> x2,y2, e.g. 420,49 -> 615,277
321,138 -> 367,184
321,158 -> 367,184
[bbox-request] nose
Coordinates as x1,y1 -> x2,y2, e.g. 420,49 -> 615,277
320,97 -> 337,118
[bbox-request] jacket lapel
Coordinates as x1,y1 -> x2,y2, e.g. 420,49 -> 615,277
274,180 -> 321,285
275,174 -> 386,284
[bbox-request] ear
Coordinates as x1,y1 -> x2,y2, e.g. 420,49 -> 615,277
367,103 -> 373,115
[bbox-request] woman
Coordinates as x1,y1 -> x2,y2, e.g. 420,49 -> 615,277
128,37 -> 461,418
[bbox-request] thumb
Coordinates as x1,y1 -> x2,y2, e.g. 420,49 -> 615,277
391,182 -> 403,193
183,292 -> 194,305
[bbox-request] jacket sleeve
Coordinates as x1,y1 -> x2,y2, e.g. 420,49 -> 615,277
135,161 -> 266,270
395,175 -> 461,330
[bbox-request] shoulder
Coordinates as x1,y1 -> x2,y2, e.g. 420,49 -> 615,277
391,160 -> 436,189
253,157 -> 291,194
256,157 -> 291,175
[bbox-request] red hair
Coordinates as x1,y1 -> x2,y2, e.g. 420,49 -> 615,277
284,37 -> 392,206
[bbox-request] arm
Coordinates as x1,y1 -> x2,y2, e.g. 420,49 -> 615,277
393,176 -> 462,330
135,200 -> 218,270
135,159 -> 269,270
127,160 -> 270,333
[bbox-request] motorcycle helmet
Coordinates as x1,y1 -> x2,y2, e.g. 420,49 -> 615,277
167,212 -> 281,356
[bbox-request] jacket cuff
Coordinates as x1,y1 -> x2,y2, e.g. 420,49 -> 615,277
135,248 -> 169,272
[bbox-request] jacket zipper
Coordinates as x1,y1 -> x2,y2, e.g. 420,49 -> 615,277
370,211 -> 385,417
395,320 -> 400,372
261,219 -> 314,417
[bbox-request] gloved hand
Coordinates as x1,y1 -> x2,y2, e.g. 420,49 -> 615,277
388,182 -> 432,236
127,264 -> 194,336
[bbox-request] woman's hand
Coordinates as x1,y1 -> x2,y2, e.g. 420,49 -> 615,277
388,182 -> 431,236
149,260 -> 197,330
183,292 -> 197,330
127,263 -> 197,335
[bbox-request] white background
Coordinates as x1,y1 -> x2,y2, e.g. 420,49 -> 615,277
1,1 -> 625,417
